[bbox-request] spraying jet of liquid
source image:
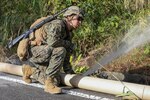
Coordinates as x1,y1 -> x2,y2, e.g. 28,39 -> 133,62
83,16 -> 150,76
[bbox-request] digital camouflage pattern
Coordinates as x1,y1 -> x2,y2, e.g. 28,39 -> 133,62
63,6 -> 84,19
28,19 -> 75,84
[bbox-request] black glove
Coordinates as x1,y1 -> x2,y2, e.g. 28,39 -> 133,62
65,69 -> 75,74
68,43 -> 76,53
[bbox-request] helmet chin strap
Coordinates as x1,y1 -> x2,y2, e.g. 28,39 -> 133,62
69,21 -> 74,29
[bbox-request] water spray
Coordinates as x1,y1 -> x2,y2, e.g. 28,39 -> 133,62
83,16 -> 150,76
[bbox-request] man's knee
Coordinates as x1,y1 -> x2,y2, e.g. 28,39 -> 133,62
45,47 -> 66,76
52,47 -> 66,57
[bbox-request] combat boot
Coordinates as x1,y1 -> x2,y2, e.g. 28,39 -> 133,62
44,77 -> 61,94
22,64 -> 36,83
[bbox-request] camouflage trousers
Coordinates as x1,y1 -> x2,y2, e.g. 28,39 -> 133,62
28,45 -> 67,84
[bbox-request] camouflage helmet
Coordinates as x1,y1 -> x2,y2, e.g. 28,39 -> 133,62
63,6 -> 84,19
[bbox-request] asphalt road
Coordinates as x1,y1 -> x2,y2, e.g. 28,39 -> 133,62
0,72 -> 121,100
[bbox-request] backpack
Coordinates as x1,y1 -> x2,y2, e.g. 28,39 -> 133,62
17,17 -> 48,61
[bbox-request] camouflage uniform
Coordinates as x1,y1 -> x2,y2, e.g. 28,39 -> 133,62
17,6 -> 84,94
28,19 -> 75,84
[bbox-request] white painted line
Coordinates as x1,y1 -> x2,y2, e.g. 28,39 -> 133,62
0,76 -> 114,100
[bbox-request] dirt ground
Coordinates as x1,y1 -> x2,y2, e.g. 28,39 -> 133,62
76,47 -> 150,85
0,45 -> 150,85
0,45 -> 8,62
78,47 -> 150,75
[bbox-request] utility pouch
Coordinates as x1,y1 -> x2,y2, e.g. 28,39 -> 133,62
17,38 -> 29,61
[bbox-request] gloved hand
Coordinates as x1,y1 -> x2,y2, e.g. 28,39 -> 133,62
64,67 -> 76,74
65,70 -> 75,74
68,43 -> 76,54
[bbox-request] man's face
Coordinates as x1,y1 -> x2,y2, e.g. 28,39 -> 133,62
70,15 -> 83,29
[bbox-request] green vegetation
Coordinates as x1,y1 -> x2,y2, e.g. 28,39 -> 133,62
0,0 -> 150,56
70,54 -> 89,73
116,90 -> 139,100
